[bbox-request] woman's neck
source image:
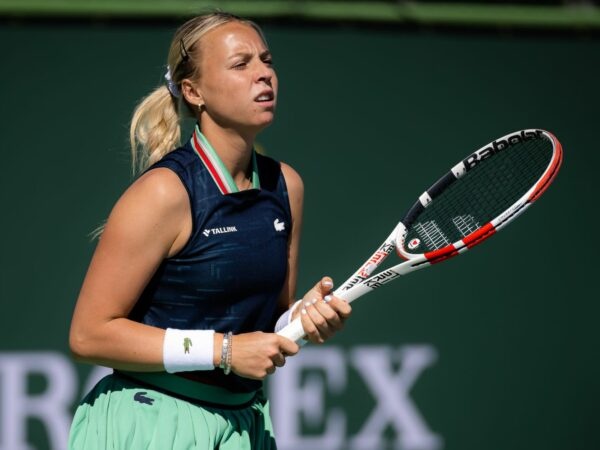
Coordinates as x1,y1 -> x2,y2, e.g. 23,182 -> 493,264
200,122 -> 256,188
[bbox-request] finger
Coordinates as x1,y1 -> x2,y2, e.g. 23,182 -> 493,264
326,296 -> 352,319
312,299 -> 344,330
321,277 -> 334,293
300,300 -> 324,343
305,300 -> 334,340
307,277 -> 334,300
272,352 -> 286,367
278,336 -> 300,356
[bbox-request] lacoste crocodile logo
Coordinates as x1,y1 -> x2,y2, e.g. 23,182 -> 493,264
274,218 -> 285,232
183,337 -> 192,354
134,392 -> 154,405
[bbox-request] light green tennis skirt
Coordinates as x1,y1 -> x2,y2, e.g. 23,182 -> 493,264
68,371 -> 276,450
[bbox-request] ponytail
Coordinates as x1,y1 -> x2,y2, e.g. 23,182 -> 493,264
129,85 -> 181,174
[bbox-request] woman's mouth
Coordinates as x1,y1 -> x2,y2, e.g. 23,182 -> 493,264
255,91 -> 275,103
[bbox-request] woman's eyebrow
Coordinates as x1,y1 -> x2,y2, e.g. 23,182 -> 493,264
227,49 -> 271,60
228,51 -> 250,60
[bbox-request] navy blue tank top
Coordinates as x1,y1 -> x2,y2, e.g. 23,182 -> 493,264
129,126 -> 292,393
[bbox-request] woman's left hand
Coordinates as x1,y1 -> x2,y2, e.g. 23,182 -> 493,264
295,277 -> 352,344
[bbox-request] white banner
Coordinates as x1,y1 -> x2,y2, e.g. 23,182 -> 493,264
0,345 -> 441,450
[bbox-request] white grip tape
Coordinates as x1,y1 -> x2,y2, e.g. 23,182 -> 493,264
274,300 -> 303,333
277,316 -> 306,343
276,283 -> 372,344
163,328 -> 215,373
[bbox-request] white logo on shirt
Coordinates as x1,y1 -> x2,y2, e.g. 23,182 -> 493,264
202,226 -> 238,237
274,219 -> 285,232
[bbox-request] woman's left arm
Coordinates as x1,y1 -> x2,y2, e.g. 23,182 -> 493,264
278,163 -> 352,344
278,162 -> 304,308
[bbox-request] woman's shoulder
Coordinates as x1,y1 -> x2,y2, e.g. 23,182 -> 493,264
129,166 -> 190,212
143,144 -> 201,196
279,161 -> 303,197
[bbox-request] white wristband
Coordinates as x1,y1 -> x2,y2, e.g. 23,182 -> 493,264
163,328 -> 215,373
274,300 -> 302,333
274,299 -> 302,333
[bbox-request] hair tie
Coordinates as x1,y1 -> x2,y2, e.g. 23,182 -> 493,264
164,66 -> 181,98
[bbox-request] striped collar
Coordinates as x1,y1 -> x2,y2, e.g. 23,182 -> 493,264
190,125 -> 260,195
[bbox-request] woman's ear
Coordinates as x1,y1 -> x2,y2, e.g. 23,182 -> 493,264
181,78 -> 204,109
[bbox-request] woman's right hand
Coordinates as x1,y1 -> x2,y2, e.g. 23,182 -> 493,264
227,332 -> 300,380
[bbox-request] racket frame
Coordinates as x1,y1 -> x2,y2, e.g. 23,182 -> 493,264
278,129 -> 562,343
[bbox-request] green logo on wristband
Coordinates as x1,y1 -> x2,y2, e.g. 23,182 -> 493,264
183,337 -> 192,354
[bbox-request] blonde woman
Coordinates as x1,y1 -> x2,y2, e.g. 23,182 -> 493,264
68,11 -> 351,450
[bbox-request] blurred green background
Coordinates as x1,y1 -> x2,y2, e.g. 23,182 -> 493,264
0,1 -> 598,450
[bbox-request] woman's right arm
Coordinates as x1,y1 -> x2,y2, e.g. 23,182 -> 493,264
69,167 -> 299,377
69,167 -> 193,371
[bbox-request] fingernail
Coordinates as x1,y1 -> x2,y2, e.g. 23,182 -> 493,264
304,302 -> 311,308
301,308 -> 307,315
324,295 -> 332,303
311,298 -> 317,304
323,280 -> 333,288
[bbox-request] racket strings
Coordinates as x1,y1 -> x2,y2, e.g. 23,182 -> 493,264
406,137 -> 553,253
414,221 -> 450,250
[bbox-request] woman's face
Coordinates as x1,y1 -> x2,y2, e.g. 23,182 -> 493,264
194,22 -> 278,134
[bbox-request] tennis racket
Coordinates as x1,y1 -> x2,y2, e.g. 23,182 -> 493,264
278,129 -> 563,343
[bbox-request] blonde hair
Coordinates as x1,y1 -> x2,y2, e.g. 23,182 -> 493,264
129,12 -> 266,173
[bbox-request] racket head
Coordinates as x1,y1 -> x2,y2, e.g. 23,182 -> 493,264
395,129 -> 562,264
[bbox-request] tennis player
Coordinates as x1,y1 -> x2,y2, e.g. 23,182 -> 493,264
68,11 -> 351,450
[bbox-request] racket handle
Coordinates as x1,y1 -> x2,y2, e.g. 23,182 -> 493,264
276,283 -> 374,344
277,316 -> 306,344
